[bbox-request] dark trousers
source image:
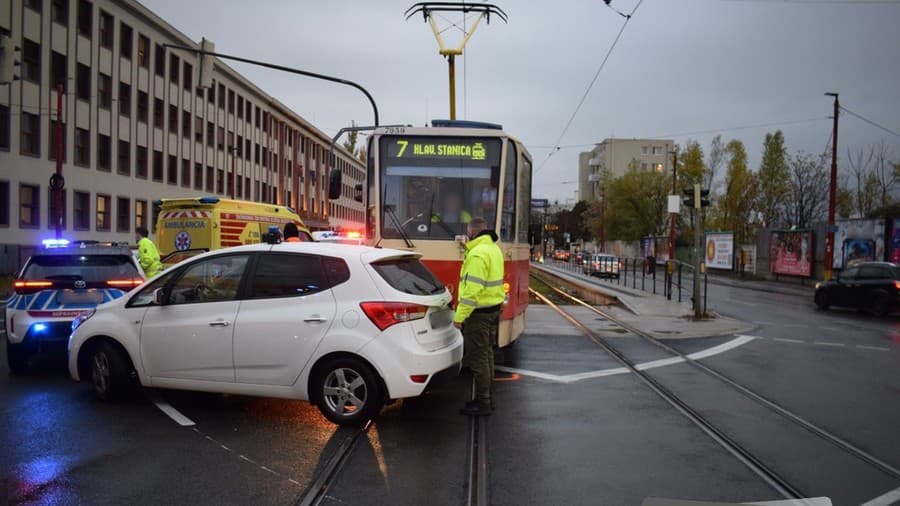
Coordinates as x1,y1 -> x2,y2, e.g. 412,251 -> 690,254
462,308 -> 499,403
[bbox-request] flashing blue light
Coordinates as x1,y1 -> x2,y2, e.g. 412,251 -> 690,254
32,323 -> 48,333
199,196 -> 221,204
42,239 -> 70,248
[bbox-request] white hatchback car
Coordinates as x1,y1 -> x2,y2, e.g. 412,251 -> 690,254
68,242 -> 463,425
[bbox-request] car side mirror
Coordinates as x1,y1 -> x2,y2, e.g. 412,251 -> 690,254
328,168 -> 342,200
152,288 -> 167,306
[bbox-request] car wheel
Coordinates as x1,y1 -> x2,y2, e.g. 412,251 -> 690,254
871,293 -> 889,317
89,342 -> 134,401
6,340 -> 30,375
315,357 -> 383,426
814,290 -> 830,310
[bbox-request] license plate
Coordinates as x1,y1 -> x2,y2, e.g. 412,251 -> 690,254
429,309 -> 453,329
60,290 -> 103,304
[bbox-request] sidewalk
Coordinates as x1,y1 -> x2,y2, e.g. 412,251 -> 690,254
532,263 -> 755,340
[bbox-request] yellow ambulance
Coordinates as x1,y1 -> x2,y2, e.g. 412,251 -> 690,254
154,197 -> 312,263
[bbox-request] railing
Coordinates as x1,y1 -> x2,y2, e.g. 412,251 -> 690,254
545,256 -> 708,313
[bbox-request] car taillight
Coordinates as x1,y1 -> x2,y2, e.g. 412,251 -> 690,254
894,280 -> 900,291
12,280 -> 53,294
360,302 -> 428,331
107,278 -> 144,288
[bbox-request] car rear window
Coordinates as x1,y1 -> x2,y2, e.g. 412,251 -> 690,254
371,257 -> 445,295
23,254 -> 140,282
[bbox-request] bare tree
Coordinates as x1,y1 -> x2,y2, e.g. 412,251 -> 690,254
846,145 -> 876,217
787,152 -> 829,228
872,140 -> 897,210
843,142 -> 897,217
705,134 -> 725,190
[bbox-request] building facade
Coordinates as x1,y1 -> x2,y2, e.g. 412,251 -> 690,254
0,0 -> 364,270
578,138 -> 674,203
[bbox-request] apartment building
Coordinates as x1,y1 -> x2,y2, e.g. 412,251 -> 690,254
577,138 -> 674,203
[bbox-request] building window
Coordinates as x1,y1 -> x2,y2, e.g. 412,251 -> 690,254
182,110 -> 190,139
47,188 -> 67,230
135,199 -> 147,230
136,146 -> 148,178
20,112 -> 40,157
205,166 -> 214,192
118,82 -> 131,117
51,0 -> 69,26
22,39 -> 41,83
74,128 -> 89,166
181,159 -> 190,188
193,163 -> 203,190
97,133 -> 111,171
0,181 -> 10,226
99,11 -> 113,49
153,98 -> 164,128
0,105 -> 9,151
653,163 -> 663,172
117,140 -> 130,175
236,135 -> 243,157
262,147 -> 268,168
25,0 -> 41,13
183,62 -> 192,91
207,81 -> 215,103
244,176 -> 250,200
217,169 -> 224,194
98,73 -> 111,109
206,121 -> 214,147
76,63 -> 91,101
137,90 -> 148,123
168,104 -> 178,133
77,0 -> 92,37
48,120 -> 66,161
154,44 -> 165,77
228,89 -> 235,114
254,144 -> 260,164
116,196 -> 130,232
217,126 -> 224,150
262,111 -> 268,133
169,54 -> 179,84
217,83 -> 225,110
652,146 -> 662,156
136,35 -> 150,69
246,101 -> 252,122
152,150 -> 163,181
194,115 -> 203,143
237,96 -> 244,119
167,155 -> 177,185
120,23 -> 133,60
19,184 -> 40,228
245,139 -> 250,160
96,194 -> 110,231
51,51 -> 67,92
73,191 -> 90,230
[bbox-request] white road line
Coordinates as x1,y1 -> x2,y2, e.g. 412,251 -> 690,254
856,345 -> 890,352
147,393 -> 195,426
860,485 -> 900,506
814,341 -> 845,347
771,337 -> 805,344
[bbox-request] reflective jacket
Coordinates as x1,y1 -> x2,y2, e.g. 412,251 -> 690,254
138,237 -> 163,278
454,230 -> 505,323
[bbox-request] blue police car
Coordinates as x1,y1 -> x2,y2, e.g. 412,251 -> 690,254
5,239 -> 145,374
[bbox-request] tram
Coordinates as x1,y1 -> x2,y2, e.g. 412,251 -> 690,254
330,120 -> 532,346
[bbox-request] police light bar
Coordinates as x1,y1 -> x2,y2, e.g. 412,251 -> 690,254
42,238 -> 70,248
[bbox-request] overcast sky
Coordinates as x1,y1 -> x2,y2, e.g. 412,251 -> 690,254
142,0 -> 900,202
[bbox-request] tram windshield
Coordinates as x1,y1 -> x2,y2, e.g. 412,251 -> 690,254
379,136 -> 503,240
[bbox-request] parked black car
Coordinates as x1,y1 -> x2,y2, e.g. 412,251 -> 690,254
814,261 -> 900,316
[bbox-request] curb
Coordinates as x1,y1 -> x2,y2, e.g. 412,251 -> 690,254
532,263 -> 641,316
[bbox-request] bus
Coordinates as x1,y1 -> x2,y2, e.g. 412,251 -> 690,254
330,120 -> 532,346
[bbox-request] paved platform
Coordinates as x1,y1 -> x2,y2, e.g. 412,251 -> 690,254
533,263 -> 756,339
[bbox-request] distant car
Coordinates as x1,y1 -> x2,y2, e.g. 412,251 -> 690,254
814,261 -> 900,316
5,239 -> 145,374
588,253 -> 620,278
68,242 -> 463,425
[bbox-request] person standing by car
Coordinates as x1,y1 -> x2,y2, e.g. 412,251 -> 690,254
454,217 -> 505,416
136,227 -> 163,278
283,222 -> 302,243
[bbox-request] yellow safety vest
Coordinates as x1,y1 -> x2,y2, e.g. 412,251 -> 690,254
454,231 -> 505,323
138,237 -> 163,278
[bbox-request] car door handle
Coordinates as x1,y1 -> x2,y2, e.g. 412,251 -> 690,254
208,320 -> 231,327
303,316 -> 328,323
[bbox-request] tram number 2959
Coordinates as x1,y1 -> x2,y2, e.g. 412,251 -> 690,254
382,126 -> 406,135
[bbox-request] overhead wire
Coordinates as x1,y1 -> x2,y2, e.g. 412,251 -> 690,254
839,106 -> 900,137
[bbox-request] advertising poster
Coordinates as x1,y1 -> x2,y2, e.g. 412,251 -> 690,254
891,219 -> 900,263
770,230 -> 813,277
705,232 -> 734,270
833,219 -> 885,269
641,237 -> 655,258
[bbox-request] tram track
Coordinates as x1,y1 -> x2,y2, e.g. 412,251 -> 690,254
528,272 -> 900,501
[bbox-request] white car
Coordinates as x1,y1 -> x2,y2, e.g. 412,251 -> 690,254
68,242 -> 463,425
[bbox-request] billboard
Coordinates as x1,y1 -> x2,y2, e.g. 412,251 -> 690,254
705,232 -> 734,270
833,219 -> 885,269
770,230 -> 813,277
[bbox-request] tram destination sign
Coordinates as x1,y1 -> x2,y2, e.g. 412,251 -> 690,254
387,138 -> 491,161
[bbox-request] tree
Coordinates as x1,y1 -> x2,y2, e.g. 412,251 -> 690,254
600,166 -> 669,241
706,135 -> 725,190
786,152 -> 829,229
712,139 -> 757,244
756,130 -> 789,228
679,140 -> 705,191
843,142 -> 897,217
342,120 -> 359,156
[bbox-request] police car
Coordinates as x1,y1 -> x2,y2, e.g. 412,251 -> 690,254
5,239 -> 145,374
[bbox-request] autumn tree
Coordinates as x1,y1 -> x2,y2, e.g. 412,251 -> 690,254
755,130 -> 789,228
601,165 -> 669,241
712,139 -> 757,244
705,135 -> 726,190
786,152 -> 829,228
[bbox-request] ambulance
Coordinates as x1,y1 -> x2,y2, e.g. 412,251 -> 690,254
154,197 -> 312,264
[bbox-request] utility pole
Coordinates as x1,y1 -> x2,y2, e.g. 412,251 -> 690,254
668,148 -> 678,259
54,84 -> 64,239
824,92 -> 839,281
692,184 -> 703,319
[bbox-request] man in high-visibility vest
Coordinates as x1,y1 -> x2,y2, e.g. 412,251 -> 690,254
454,217 -> 505,416
135,227 -> 163,278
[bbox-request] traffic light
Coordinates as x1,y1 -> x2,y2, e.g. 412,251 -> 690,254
682,184 -> 710,209
0,34 -> 20,84
197,37 -> 215,89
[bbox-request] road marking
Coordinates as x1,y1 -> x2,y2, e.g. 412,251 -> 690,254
860,485 -> 900,506
147,393 -> 195,426
856,345 -> 890,352
192,427 -> 305,488
496,335 -> 756,384
771,337 -> 805,344
814,341 -> 845,347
